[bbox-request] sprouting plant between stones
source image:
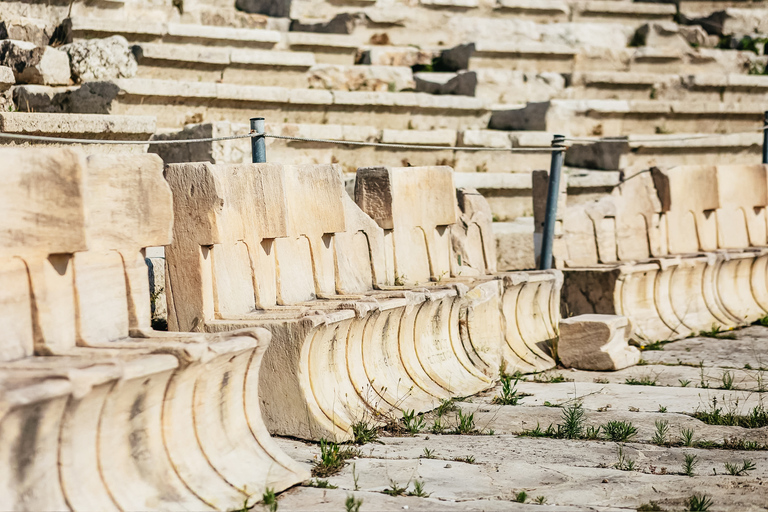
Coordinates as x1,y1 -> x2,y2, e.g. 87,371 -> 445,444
421,447 -> 435,459
535,496 -> 547,505
454,410 -> 476,434
345,495 -> 363,512
614,444 -> 636,471
382,480 -> 408,496
312,439 -> 360,478
679,379 -> 691,387
435,398 -> 457,417
721,371 -> 735,390
407,480 -> 430,497
687,494 -> 713,511
401,409 -> 426,434
559,402 -> 585,439
680,428 -> 695,447
625,374 -> 658,386
658,405 -> 668,413
724,459 -> 756,476
514,491 -> 527,503
492,374 -> 527,405
602,420 -> 638,442
262,488 -> 278,512
652,420 -> 670,445
351,420 -> 380,445
682,453 -> 698,477
454,455 -> 475,464
304,478 -> 337,489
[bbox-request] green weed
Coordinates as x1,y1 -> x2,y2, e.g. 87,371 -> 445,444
686,494 -> 713,511
262,488 -> 278,512
382,480 -> 408,496
352,421 -> 380,445
401,410 -> 426,434
454,410 -> 476,434
304,479 -> 337,489
345,495 -> 362,512
407,480 -> 430,497
514,491 -> 527,503
421,447 -> 435,459
625,375 -> 658,386
724,459 -> 756,476
652,420 -> 670,445
680,428 -> 695,447
602,421 -> 638,442
492,374 -> 527,405
312,440 -> 360,478
682,453 -> 698,477
614,445 -> 636,471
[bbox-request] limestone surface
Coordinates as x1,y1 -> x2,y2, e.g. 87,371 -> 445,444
62,35 -> 138,82
558,314 -> 640,371
0,40 -> 70,85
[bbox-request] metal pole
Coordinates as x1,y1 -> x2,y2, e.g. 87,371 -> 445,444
250,117 -> 266,163
763,111 -> 767,165
539,134 -> 566,271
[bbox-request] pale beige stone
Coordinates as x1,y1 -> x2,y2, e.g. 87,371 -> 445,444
356,166 -> 456,285
652,165 -> 720,254
0,148 -> 309,512
558,314 -> 640,371
715,165 -> 768,249
0,40 -> 70,86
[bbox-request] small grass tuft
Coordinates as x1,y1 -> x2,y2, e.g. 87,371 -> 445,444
312,440 -> 360,478
658,405 -> 668,413
382,480 -> 408,497
699,325 -> 737,340
351,420 -> 380,445
401,409 -> 426,434
724,459 -> 756,476
687,494 -> 713,511
680,428 -> 695,447
454,410 -> 476,434
614,444 -> 636,471
652,419 -> 670,445
453,455 -> 476,464
559,402 -> 585,439
421,447 -> 435,459
435,398 -> 457,417
625,375 -> 658,386
262,488 -> 278,512
492,374 -> 528,405
682,453 -> 698,477
407,480 -> 430,497
693,401 -> 768,429
345,495 -> 362,512
720,371 -> 735,390
535,496 -> 547,505
602,420 -> 638,442
304,479 -> 337,489
679,379 -> 691,387
514,491 -> 527,503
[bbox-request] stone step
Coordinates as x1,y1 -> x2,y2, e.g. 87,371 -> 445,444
0,112 -> 156,154
455,41 -> 759,75
567,71 -> 768,102
489,99 -> 766,136
133,42 -> 316,87
565,131 -> 764,170
13,79 -> 490,130
70,17 -> 359,64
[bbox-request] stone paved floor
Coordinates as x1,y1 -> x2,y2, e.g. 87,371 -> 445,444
273,326 -> 768,511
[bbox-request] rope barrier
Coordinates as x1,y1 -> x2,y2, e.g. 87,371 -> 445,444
0,131 -> 562,152
0,125 -> 765,149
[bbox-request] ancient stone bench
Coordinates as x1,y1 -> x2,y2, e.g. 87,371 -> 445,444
538,163 -> 768,342
163,161 -> 502,441
0,148 -> 307,511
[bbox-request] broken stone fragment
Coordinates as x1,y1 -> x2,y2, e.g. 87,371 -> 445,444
414,71 -> 477,96
0,66 -> 14,92
0,40 -> 70,85
0,17 -> 53,47
62,36 -> 138,82
558,314 -> 640,371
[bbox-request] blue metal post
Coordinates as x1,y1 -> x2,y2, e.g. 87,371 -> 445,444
763,111 -> 767,165
539,134 -> 566,271
251,117 -> 266,163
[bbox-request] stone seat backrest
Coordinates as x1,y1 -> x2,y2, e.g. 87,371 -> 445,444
75,154 -> 174,345
355,166 -> 457,286
0,148 -> 88,360
652,165 -> 720,254
714,165 -> 768,249
165,162 -> 392,332
0,149 -> 175,358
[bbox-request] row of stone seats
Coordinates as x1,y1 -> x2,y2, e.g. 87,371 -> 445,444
162,161 -> 561,441
537,163 -> 768,342
0,148 -> 308,511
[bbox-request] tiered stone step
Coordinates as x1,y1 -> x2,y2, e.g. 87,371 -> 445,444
13,79 -> 490,130
490,99 -> 766,136
70,17 -> 359,64
451,41 -> 759,75
568,71 -> 768,102
0,112 -> 155,153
